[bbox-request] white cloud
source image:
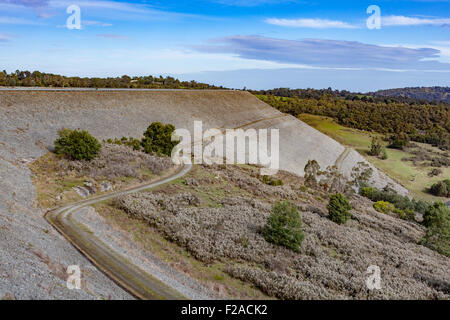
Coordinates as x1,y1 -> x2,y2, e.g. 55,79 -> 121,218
265,18 -> 357,29
0,16 -> 40,25
48,0 -> 147,13
382,15 -> 450,27
97,34 -> 128,40
84,20 -> 113,27
192,35 -> 449,71
0,33 -> 13,42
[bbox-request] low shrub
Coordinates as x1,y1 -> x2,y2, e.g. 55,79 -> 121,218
405,208 -> 416,221
108,136 -> 142,151
428,168 -> 442,177
373,201 -> 395,213
264,201 -> 304,252
54,129 -> 101,161
360,186 -> 429,214
429,179 -> 450,197
327,193 -> 352,224
422,202 -> 450,257
59,143 -> 173,180
393,208 -> 406,219
260,175 -> 284,186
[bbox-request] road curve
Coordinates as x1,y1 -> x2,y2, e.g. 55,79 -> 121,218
44,113 -> 292,300
46,164 -> 192,300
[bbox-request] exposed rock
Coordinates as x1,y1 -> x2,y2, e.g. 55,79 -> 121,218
73,186 -> 95,198
100,182 -> 113,192
183,178 -> 199,186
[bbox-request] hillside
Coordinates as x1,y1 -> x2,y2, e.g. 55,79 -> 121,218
372,86 -> 450,104
0,89 -> 407,299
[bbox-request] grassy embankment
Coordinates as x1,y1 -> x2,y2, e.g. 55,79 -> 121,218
299,114 -> 449,202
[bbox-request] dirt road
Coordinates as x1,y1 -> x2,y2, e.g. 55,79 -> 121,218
46,164 -> 193,300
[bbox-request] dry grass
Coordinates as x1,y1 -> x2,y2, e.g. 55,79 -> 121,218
94,202 -> 271,299
30,143 -> 174,208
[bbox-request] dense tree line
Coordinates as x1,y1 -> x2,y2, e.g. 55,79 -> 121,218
0,70 -> 223,89
253,88 -> 450,150
253,87 -> 448,105
371,86 -> 450,104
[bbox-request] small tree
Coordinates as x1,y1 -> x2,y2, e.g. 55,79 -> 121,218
304,160 -> 321,187
422,202 -> 449,257
429,179 -> 450,197
327,193 -> 352,224
54,129 -> 101,161
368,137 -> 383,156
141,122 -> 179,156
264,201 -> 304,252
351,161 -> 373,189
381,148 -> 388,160
388,132 -> 409,150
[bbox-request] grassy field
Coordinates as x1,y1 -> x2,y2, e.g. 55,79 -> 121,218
299,114 -> 450,202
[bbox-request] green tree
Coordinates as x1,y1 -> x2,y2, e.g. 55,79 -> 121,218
429,179 -> 450,197
368,137 -> 383,156
422,202 -> 450,257
327,193 -> 352,224
381,148 -> 388,160
54,129 -> 101,161
388,132 -> 409,150
141,122 -> 179,156
264,201 -> 304,252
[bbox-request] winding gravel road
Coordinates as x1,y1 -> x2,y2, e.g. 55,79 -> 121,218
46,164 -> 192,300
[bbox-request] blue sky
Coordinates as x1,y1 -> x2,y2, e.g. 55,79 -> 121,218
0,0 -> 449,91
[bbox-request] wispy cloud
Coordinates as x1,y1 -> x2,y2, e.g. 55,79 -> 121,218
0,0 -> 54,18
214,0 -> 298,7
49,0 -> 203,21
265,18 -> 357,29
192,35 -> 449,70
84,20 -> 113,27
0,16 -> 41,25
0,33 -> 13,42
48,0 -> 148,13
97,33 -> 129,40
0,0 -> 48,7
382,15 -> 450,27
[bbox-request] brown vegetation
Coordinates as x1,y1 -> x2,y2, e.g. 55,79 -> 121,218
112,164 -> 450,300
30,143 -> 174,207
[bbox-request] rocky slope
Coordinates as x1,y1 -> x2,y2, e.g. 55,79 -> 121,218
0,89 -> 407,299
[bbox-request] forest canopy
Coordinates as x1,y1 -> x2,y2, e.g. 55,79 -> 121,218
252,88 -> 450,150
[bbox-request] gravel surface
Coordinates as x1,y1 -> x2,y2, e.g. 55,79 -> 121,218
0,160 -> 132,300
